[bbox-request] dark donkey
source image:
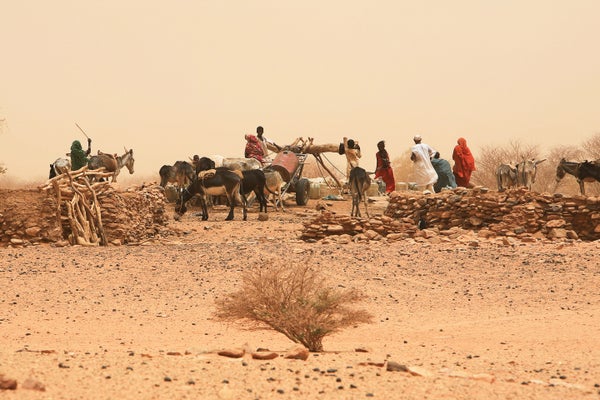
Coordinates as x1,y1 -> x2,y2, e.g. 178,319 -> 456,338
556,158 -> 600,195
349,166 -> 371,218
240,169 -> 268,213
175,167 -> 248,221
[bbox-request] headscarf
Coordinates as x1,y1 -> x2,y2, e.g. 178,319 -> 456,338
244,134 -> 265,163
70,140 -> 89,171
453,137 -> 476,173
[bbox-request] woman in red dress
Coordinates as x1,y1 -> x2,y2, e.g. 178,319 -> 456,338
452,137 -> 476,188
374,140 -> 395,194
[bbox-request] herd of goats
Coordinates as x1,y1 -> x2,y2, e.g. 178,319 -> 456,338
47,150 -> 600,222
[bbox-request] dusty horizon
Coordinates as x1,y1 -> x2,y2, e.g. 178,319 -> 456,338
1,1 -> 600,182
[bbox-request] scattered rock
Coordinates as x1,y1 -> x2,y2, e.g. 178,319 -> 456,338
284,346 -> 309,361
217,349 -> 245,358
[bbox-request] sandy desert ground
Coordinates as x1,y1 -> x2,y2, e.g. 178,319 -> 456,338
1,196 -> 599,400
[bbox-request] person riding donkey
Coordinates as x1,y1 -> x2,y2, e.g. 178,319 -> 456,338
69,138 -> 92,171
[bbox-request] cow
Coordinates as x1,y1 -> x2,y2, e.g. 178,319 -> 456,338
349,167 -> 371,218
159,161 -> 195,188
175,168 -> 247,221
516,158 -> 546,190
496,164 -> 518,192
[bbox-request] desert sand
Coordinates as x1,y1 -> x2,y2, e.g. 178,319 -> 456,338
1,197 -> 599,400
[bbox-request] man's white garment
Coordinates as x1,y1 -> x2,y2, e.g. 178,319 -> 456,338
412,143 -> 438,186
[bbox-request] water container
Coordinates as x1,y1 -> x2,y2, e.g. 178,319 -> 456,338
366,182 -> 379,196
309,181 -> 321,199
270,151 -> 299,183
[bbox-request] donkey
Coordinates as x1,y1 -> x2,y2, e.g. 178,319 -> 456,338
240,169 -> 268,213
159,161 -> 195,188
556,158 -> 600,195
48,157 -> 71,179
496,164 -> 518,192
349,166 -> 371,218
88,148 -> 135,183
175,168 -> 247,221
516,158 -> 546,190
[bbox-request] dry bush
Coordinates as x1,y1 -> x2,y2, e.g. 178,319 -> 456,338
215,263 -> 373,352
583,132 -> 600,161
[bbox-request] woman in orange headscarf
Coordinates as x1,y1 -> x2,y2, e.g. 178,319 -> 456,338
452,137 -> 476,188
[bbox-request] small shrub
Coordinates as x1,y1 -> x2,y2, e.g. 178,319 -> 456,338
214,263 -> 373,352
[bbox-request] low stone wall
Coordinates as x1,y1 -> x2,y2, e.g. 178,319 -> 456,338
301,188 -> 600,242
0,184 -> 172,247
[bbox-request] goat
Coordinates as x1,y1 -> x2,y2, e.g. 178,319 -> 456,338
349,167 -> 371,218
496,164 -> 518,192
175,168 -> 247,221
516,158 -> 546,190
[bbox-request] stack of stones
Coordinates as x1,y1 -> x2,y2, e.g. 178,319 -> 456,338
0,184 -> 173,247
301,187 -> 600,242
97,184 -> 172,245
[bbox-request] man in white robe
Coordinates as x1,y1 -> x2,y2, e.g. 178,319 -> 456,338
410,135 -> 438,193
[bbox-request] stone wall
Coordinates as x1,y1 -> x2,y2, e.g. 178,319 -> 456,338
0,184 -> 172,247
301,188 -> 600,242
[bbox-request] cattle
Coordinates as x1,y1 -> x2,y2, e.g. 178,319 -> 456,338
349,166 -> 371,218
175,168 -> 247,221
496,164 -> 517,192
49,157 -> 71,179
88,148 -> 135,183
516,158 -> 546,190
556,158 -> 600,195
159,161 -> 195,188
240,169 -> 268,213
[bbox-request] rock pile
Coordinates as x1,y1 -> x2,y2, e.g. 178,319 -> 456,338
0,175 -> 171,247
301,187 -> 600,242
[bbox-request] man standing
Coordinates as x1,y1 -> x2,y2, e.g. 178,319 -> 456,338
343,136 -> 362,180
410,135 -> 437,193
256,126 -> 281,162
374,140 -> 395,194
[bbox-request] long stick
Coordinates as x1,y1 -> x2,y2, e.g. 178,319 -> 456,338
75,123 -> 90,140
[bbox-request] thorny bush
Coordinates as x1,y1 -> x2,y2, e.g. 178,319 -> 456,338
215,263 -> 373,352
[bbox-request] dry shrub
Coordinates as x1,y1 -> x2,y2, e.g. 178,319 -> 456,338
215,263 -> 373,352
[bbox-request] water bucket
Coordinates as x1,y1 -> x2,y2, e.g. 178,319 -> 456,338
270,151 -> 299,183
366,182 -> 379,196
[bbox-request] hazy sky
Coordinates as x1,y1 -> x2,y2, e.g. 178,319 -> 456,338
1,0 -> 600,182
